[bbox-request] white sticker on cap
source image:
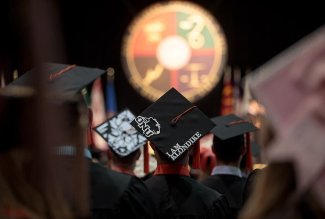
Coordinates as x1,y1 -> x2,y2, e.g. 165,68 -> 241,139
134,116 -> 161,137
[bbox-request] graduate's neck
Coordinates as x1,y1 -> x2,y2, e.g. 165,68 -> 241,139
216,159 -> 239,167
157,158 -> 188,166
108,149 -> 139,175
110,162 -> 135,175
154,151 -> 190,176
154,163 -> 190,176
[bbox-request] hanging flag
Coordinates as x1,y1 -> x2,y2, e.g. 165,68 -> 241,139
91,78 -> 108,151
1,72 -> 5,88
240,69 -> 252,116
220,66 -> 234,115
106,67 -> 117,118
233,67 -> 242,115
87,108 -> 94,148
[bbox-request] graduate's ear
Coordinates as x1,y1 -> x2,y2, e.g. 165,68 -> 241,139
211,145 -> 215,154
107,148 -> 112,160
211,145 -> 220,162
150,142 -> 157,151
135,149 -> 141,161
211,143 -> 217,156
241,141 -> 247,156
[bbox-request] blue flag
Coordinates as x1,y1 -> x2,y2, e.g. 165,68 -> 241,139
106,73 -> 117,118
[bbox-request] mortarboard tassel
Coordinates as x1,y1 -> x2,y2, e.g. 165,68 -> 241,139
245,133 -> 253,172
143,141 -> 150,174
191,142 -> 200,169
169,105 -> 200,169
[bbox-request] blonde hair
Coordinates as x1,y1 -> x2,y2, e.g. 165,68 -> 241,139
239,162 -> 296,219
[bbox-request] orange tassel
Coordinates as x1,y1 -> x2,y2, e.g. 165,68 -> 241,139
191,142 -> 200,169
245,133 -> 253,172
143,141 -> 150,174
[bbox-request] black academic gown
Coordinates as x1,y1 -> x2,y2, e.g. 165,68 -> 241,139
89,161 -> 157,219
144,174 -> 230,219
201,174 -> 247,219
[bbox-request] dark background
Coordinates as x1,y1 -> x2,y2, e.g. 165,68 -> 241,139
1,0 -> 324,116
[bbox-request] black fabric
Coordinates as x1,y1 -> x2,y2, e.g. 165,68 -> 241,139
201,174 -> 247,219
141,172 -> 154,181
211,114 -> 257,140
89,161 -> 157,219
9,63 -> 106,99
242,169 -> 261,203
144,174 -> 230,219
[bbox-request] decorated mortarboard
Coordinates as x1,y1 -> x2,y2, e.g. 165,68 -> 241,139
211,114 -> 257,140
131,88 -> 215,162
94,109 -> 147,157
9,63 -> 106,98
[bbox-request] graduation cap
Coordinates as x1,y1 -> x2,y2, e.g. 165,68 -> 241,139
9,63 -> 106,99
131,88 -> 215,164
211,114 -> 257,172
211,114 -> 257,140
94,109 -> 147,157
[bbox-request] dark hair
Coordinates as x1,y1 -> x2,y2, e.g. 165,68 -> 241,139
110,148 -> 140,166
213,135 -> 244,163
154,144 -> 189,165
0,90 -> 35,153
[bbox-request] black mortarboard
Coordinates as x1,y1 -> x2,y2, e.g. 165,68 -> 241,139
9,63 -> 105,98
211,114 -> 257,140
94,109 -> 147,157
131,88 -> 215,162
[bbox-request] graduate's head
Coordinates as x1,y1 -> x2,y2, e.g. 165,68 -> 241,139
212,135 -> 245,164
131,88 -> 215,166
0,86 -> 87,151
211,114 -> 257,166
150,142 -> 190,165
0,86 -> 35,153
108,147 -> 141,169
5,63 -> 106,218
51,94 -> 88,147
7,63 -> 107,149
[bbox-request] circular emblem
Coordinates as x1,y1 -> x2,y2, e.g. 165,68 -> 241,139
122,1 -> 227,102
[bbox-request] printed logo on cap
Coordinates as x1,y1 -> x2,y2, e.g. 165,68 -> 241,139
134,116 -> 161,137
